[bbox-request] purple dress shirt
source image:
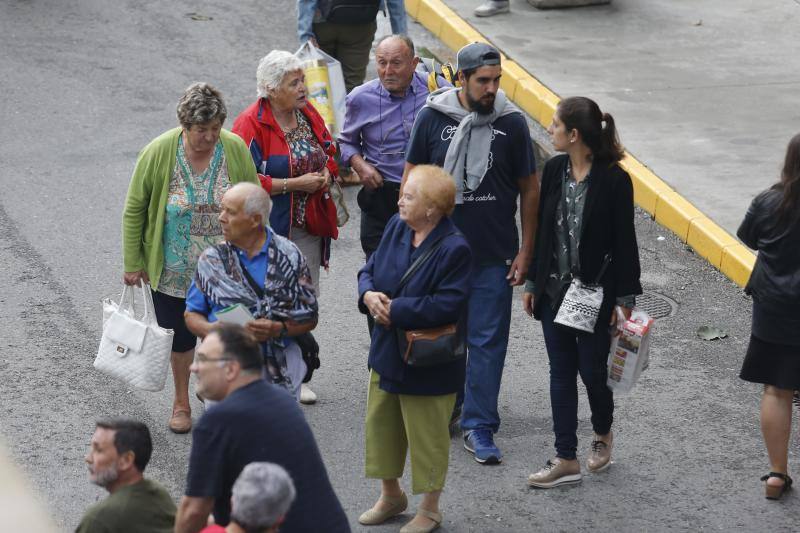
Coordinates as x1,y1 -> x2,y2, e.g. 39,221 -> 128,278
338,72 -> 433,184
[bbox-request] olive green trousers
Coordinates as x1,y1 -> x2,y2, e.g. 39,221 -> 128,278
364,370 -> 456,494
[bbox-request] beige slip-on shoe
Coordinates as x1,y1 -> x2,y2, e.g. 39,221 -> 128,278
399,508 -> 442,533
358,492 -> 408,525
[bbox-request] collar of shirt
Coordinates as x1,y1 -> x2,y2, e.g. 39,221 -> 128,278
355,73 -> 427,182
375,72 -> 425,100
230,229 -> 271,263
564,160 -> 593,184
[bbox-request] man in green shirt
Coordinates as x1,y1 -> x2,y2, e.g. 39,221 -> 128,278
76,419 -> 176,533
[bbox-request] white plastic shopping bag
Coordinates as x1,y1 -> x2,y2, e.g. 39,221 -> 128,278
296,41 -> 346,136
95,284 -> 173,392
606,308 -> 654,393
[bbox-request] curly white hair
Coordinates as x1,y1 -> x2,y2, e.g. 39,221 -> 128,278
256,50 -> 304,98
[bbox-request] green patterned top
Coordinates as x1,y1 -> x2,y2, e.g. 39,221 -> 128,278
159,137 -> 230,298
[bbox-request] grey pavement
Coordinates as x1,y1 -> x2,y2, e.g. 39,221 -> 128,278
441,0 -> 800,235
0,1 -> 799,532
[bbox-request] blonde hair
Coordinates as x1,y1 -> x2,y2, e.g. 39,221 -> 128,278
408,165 -> 456,216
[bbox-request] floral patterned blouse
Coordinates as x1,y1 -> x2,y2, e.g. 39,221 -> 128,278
286,110 -> 327,228
159,137 -> 231,298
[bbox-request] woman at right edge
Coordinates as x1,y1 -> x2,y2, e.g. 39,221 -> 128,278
737,133 -> 800,500
523,96 -> 642,488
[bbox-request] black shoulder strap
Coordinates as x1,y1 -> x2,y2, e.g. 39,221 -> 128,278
237,253 -> 265,300
394,232 -> 459,296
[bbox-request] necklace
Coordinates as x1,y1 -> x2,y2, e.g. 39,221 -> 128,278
275,108 -> 298,133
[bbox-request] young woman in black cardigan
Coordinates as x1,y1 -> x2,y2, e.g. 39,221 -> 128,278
523,97 -> 642,488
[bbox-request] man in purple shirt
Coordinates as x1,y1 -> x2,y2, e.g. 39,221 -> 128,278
338,35 -> 446,262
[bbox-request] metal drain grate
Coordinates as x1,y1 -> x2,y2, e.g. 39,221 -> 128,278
637,290 -> 678,320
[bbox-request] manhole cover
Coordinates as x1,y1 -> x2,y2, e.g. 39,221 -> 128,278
638,290 -> 678,320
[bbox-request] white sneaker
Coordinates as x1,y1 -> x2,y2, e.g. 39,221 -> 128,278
474,0 -> 510,16
300,383 -> 318,405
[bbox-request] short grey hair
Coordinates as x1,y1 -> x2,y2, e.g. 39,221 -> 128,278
256,50 -> 304,98
230,462 -> 296,530
230,182 -> 272,226
176,82 -> 227,129
376,34 -> 416,58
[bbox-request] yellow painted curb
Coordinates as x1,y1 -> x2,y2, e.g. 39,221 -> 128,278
654,190 -> 705,242
405,0 -> 422,18
687,217 -> 739,268
406,0 -> 757,286
721,244 -> 756,287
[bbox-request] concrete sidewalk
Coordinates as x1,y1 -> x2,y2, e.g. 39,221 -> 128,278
406,0 -> 800,286
431,0 -> 800,235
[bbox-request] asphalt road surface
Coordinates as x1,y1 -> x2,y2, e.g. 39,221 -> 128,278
1,1 -> 799,531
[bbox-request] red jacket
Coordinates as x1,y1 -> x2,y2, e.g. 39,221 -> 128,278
232,99 -> 338,262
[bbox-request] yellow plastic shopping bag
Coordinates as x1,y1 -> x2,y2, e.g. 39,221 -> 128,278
296,41 -> 346,136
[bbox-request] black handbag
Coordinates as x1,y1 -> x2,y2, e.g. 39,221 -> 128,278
393,232 -> 466,367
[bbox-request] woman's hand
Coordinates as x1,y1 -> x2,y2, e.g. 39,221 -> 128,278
609,305 -> 632,335
364,291 -> 392,326
123,270 -> 149,287
522,292 -> 535,317
245,319 -> 283,342
320,166 -> 333,188
292,172 -> 327,194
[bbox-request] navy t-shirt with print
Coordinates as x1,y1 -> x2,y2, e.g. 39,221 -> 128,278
185,380 -> 350,533
405,106 -> 536,265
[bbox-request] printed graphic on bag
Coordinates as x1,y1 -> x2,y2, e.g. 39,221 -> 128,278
606,309 -> 654,393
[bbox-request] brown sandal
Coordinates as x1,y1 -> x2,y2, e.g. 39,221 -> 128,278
761,472 -> 792,500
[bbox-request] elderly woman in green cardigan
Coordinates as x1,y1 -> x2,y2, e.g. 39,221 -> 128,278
122,82 -> 259,434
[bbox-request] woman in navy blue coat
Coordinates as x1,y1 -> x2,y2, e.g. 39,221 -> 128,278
357,165 -> 471,533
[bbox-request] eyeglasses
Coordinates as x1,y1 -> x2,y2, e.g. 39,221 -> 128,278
196,354 -> 233,364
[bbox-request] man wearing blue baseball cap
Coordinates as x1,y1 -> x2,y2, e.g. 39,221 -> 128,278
403,42 -> 539,466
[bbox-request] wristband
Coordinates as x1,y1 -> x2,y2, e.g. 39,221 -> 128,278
282,178 -> 288,194
280,321 -> 288,335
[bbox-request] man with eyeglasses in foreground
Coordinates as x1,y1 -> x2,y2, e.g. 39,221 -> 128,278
339,36 -> 449,279
175,324 -> 349,533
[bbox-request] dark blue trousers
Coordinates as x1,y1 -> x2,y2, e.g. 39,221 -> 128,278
539,296 -> 614,460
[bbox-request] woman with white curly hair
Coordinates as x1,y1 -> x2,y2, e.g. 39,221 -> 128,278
121,82 -> 259,434
232,51 -> 339,405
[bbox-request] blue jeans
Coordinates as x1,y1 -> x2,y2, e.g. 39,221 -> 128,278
460,264 -> 513,433
539,296 -> 614,460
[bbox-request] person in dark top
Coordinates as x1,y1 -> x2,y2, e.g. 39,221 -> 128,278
199,462 -> 296,533
358,165 -> 472,533
404,42 -> 539,466
77,419 -> 175,533
174,324 -> 349,533
523,96 -> 641,488
737,133 -> 800,500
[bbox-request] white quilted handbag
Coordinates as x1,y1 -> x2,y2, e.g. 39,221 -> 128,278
95,284 -> 173,391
